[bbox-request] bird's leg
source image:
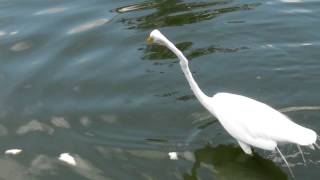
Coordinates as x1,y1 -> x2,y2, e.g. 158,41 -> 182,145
276,146 -> 295,178
296,145 -> 306,165
316,136 -> 320,149
238,141 -> 252,155
308,144 -> 315,150
314,142 -> 320,150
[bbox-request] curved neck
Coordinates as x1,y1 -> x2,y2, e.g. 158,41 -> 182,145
165,40 -> 208,104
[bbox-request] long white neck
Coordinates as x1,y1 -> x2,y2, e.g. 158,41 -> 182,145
164,40 -> 209,105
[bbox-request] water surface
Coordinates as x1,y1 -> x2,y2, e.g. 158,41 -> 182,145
0,0 -> 320,179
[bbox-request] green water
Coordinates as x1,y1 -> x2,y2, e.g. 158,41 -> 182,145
0,0 -> 320,179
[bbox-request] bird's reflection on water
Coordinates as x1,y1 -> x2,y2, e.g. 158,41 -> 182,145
143,41 -> 244,62
115,0 -> 260,29
183,145 -> 287,180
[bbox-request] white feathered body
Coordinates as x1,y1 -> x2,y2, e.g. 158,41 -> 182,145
204,92 -> 316,151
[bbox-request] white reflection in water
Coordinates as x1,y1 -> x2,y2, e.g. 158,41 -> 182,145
0,124 -> 8,136
280,106 -> 320,113
117,5 -> 144,13
140,173 -> 154,180
116,3 -> 156,13
80,116 -> 91,127
182,151 -> 195,162
10,41 -> 32,51
0,158 -> 34,180
261,44 -> 274,49
0,30 -> 18,38
30,155 -> 56,175
22,101 -> 44,115
62,154 -> 107,180
34,7 -> 67,15
30,153 -> 107,179
16,120 -> 54,135
261,42 -> 315,49
0,31 -> 6,37
73,85 -> 81,92
127,149 -> 167,159
282,9 -> 312,13
10,31 -> 19,35
100,114 -> 117,124
287,43 -> 313,47
96,146 -> 127,160
279,0 -> 302,3
51,116 -> 70,129
301,43 -> 312,46
67,18 -> 109,34
75,57 -> 90,65
96,146 -> 167,160
191,111 -> 212,124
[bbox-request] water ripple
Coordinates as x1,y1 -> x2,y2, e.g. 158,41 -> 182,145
279,0 -> 302,3
0,31 -> 6,37
143,41 -> 246,61
34,7 -> 67,15
1,0 -> 320,179
115,2 -> 156,13
116,0 -> 260,29
67,18 -> 109,34
10,41 -> 32,51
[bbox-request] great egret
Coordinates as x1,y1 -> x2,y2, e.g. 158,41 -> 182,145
147,29 -> 318,175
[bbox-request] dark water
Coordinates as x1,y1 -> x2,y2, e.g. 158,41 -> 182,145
0,0 -> 320,179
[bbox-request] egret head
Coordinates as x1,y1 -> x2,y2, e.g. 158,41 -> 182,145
146,29 -> 169,46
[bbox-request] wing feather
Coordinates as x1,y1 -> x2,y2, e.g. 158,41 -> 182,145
207,92 -> 316,149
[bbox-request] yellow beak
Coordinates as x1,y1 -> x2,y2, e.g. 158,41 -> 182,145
146,36 -> 154,44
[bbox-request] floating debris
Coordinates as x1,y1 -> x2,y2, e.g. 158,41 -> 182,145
59,153 -> 76,166
168,152 -> 178,160
5,149 -> 22,155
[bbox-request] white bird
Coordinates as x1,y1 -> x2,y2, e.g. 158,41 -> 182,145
147,29 -> 318,175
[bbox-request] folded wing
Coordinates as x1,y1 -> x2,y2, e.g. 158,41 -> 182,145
208,92 -> 316,150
